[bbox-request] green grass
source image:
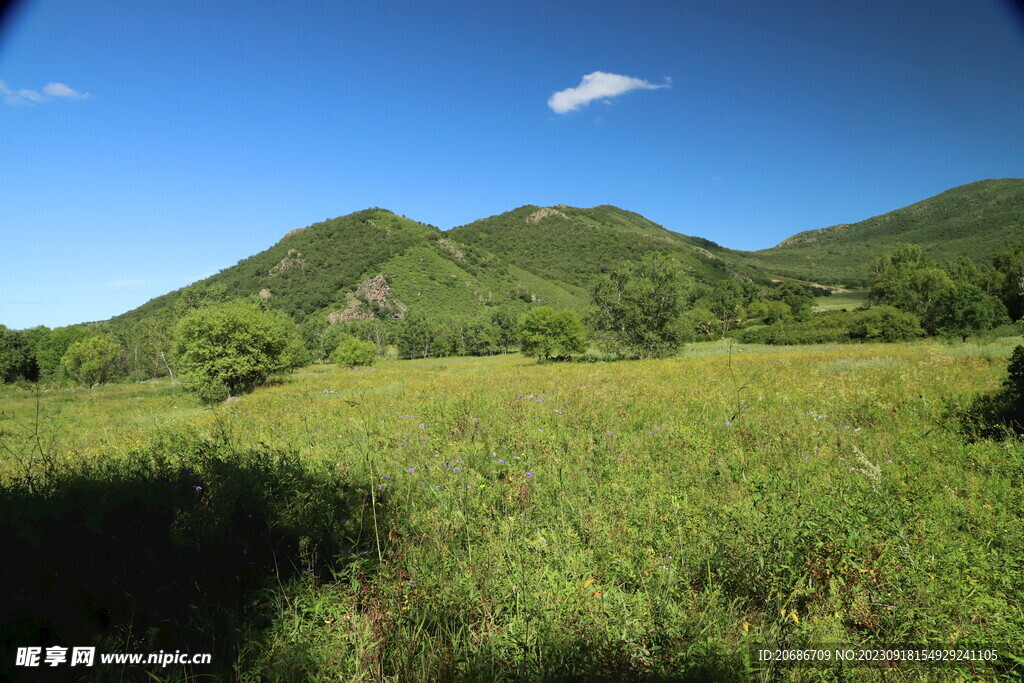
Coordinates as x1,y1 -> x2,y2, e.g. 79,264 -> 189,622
2,339 -> 1023,680
813,291 -> 868,312
732,178 -> 1024,286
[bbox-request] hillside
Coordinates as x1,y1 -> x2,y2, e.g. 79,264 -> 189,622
111,179 -> 1023,329
448,204 -> 764,289
731,178 -> 1024,286
116,204 -> 766,328
115,208 -> 588,326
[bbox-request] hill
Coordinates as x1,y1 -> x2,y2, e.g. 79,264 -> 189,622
448,203 -> 764,289
730,178 -> 1024,286
117,204 -> 766,328
115,208 -> 588,326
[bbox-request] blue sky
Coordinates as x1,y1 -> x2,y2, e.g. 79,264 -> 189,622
2,0 -> 1023,329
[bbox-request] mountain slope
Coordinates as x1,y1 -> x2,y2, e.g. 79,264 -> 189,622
448,204 -> 764,289
732,178 -> 1024,286
115,208 -> 587,325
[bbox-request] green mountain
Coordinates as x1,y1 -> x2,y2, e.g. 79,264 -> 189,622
117,203 -> 764,328
116,208 -> 588,326
729,178 -> 1024,286
447,203 -> 763,289
113,178 -> 1023,329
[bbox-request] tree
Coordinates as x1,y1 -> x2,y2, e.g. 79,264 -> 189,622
993,244 -> 1024,320
393,313 -> 438,360
490,307 -> 521,353
173,299 -> 302,401
846,306 -> 924,342
520,307 -> 586,361
745,300 -> 793,325
0,325 -> 35,383
61,334 -> 123,385
930,283 -> 1008,341
869,244 -> 954,329
33,325 -> 88,382
332,337 -> 377,367
770,281 -> 814,321
590,254 -> 688,358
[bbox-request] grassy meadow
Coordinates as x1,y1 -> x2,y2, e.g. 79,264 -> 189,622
2,339 -> 1023,681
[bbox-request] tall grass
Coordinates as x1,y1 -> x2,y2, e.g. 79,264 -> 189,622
1,340 -> 1022,680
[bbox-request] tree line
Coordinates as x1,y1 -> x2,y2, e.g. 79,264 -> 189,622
1,243 -> 1021,404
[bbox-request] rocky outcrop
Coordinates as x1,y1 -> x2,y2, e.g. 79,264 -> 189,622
328,275 -> 408,323
258,289 -> 273,299
269,249 -> 305,277
526,207 -> 568,224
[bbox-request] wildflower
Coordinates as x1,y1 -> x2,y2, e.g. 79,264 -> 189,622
383,476 -> 391,480
419,423 -> 425,428
725,419 -> 732,426
498,459 -> 505,464
471,417 -> 479,423
525,471 -> 534,478
194,486 -> 203,492
407,467 -> 415,474
454,467 -> 461,472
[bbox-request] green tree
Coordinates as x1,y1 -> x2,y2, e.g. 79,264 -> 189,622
33,325 -> 88,382
930,283 -> 1008,341
770,281 -> 814,321
332,337 -> 377,367
520,307 -> 586,361
846,306 -> 924,342
590,254 -> 688,358
993,244 -> 1024,320
396,313 -> 442,359
0,325 -> 35,383
173,299 -> 302,401
490,307 -> 521,354
174,281 -> 229,315
61,334 -> 123,385
870,244 -> 953,329
745,300 -> 793,325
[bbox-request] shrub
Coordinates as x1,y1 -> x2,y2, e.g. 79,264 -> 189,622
173,299 -> 302,398
520,307 -> 586,360
331,337 -> 377,368
60,334 -> 123,385
846,306 -> 924,342
1006,345 -> 1024,408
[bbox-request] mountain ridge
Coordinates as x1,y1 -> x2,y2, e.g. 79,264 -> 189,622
107,178 -> 1022,328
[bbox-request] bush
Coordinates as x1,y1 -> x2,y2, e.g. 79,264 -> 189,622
60,334 -> 123,385
174,299 -> 303,398
520,307 -> 586,361
1006,345 -> 1024,408
182,374 -> 231,406
846,306 -> 924,342
331,337 -> 377,368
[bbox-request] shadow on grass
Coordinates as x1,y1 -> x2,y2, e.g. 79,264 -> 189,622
947,388 -> 1024,441
0,432 -> 374,681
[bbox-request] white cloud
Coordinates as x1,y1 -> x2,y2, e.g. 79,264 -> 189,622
1,79 -> 90,106
547,71 -> 669,114
43,82 -> 88,99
